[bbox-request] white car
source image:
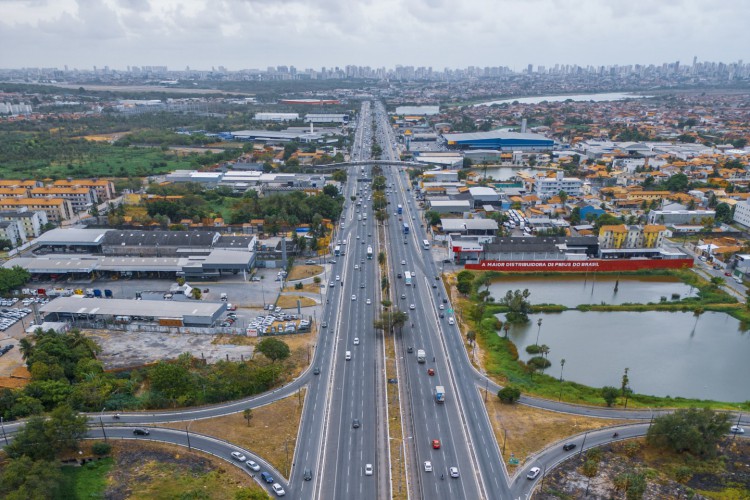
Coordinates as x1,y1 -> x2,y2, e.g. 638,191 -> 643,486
439,304 -> 445,310
351,295 -> 356,301
354,264 -> 359,270
424,461 -> 432,472
336,275 -> 341,281
364,463 -> 373,476
730,425 -> 745,434
271,483 -> 286,496
353,337 -> 360,345
401,260 -> 406,265
449,466 -> 459,478
448,317 -> 455,325
366,299 -> 371,305
526,467 -> 541,480
230,451 -> 247,461
245,460 -> 260,471
409,304 -> 415,310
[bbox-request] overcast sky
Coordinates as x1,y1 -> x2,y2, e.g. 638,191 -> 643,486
1,0 -> 748,71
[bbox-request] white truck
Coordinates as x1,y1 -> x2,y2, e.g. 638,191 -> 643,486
417,349 -> 426,363
435,386 -> 445,403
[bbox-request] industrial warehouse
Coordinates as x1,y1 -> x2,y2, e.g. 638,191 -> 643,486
39,297 -> 227,327
442,130 -> 554,151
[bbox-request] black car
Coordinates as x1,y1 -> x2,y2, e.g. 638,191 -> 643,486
563,443 -> 577,451
313,367 -> 321,375
303,469 -> 312,481
432,284 -> 437,289
352,419 -> 361,429
133,428 -> 150,436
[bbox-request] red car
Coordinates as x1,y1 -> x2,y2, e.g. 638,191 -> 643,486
427,368 -> 435,376
432,439 -> 441,449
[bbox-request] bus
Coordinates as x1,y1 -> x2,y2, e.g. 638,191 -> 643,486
334,245 -> 341,257
404,271 -> 412,286
422,239 -> 430,250
403,223 -> 409,234
397,204 -> 403,215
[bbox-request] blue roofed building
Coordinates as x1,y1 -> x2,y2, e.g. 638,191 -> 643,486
442,130 -> 554,151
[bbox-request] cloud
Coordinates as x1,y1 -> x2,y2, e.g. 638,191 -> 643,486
0,0 -> 748,70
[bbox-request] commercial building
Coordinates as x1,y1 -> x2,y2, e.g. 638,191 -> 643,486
426,200 -> 472,214
253,113 -> 300,121
395,106 -> 440,116
449,236 -> 598,263
534,171 -> 584,199
439,218 -> 498,238
647,209 -> 716,225
39,297 -> 226,327
304,113 -> 349,124
101,230 -> 219,256
443,131 -> 553,151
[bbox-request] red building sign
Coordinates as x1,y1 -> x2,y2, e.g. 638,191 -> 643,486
464,259 -> 694,272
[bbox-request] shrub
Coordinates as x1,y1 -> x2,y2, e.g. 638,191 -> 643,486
674,465 -> 693,483
525,345 -> 542,354
92,442 -> 111,456
294,282 -> 303,290
497,386 -> 521,403
527,356 -> 551,369
602,386 -> 620,407
313,276 -> 321,284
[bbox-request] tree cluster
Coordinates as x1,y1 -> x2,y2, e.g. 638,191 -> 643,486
499,289 -> 532,323
646,408 -> 730,458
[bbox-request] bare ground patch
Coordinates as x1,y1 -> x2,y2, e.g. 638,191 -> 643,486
287,265 -> 323,281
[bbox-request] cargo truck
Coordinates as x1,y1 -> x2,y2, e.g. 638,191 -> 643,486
435,386 -> 445,403
417,349 -> 426,363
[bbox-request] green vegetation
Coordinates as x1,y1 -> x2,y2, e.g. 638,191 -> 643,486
647,408 -> 730,457
59,457 -> 113,500
1,330 -> 292,420
0,267 -> 30,295
497,386 -> 521,403
457,269 -> 750,409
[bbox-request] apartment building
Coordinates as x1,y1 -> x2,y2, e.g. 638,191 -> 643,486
0,209 -> 48,240
30,186 -> 97,213
0,187 -> 30,199
51,179 -> 116,201
0,198 -> 73,223
599,224 -> 666,249
0,221 -> 23,247
534,171 -> 583,199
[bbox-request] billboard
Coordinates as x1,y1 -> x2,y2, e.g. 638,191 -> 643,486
464,259 -> 694,273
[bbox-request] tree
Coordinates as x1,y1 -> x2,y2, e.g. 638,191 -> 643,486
243,408 -> 253,427
558,190 -> 568,205
378,252 -> 386,265
462,157 -> 474,168
331,170 -> 347,183
0,457 -> 63,499
373,310 -> 409,334
665,173 -> 689,192
456,280 -> 472,295
149,361 -> 194,402
5,404 -> 87,460
646,408 -> 729,457
715,202 -> 731,224
499,289 -> 532,323
322,184 -> 339,198
601,386 -> 620,407
424,210 -> 441,226
191,288 -> 202,300
256,338 -> 291,364
497,386 -> 521,403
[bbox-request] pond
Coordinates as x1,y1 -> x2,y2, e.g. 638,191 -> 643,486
500,311 -> 750,402
490,275 -> 697,307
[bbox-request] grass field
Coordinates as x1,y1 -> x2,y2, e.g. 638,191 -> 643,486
287,264 -> 323,281
60,457 -> 113,500
276,294 -> 316,308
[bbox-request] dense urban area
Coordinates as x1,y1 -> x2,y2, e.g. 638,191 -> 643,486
0,59 -> 747,500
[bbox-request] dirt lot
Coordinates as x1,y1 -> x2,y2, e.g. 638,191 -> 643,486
85,330 -> 255,369
538,438 -> 750,499
484,398 -> 634,474
287,264 -> 323,281
163,392 -> 304,477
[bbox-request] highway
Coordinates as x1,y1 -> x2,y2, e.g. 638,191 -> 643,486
372,101 -> 508,499
315,100 -> 390,500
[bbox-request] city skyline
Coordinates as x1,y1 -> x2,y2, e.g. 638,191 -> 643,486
1,0 -> 749,70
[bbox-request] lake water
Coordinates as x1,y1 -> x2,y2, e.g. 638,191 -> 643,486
490,275 -> 697,307
475,92 -> 649,107
501,311 -> 749,402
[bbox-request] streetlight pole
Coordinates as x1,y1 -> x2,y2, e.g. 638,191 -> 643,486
99,407 -> 108,443
186,420 -> 193,451
535,318 -> 543,346
579,431 -> 588,459
559,358 -> 566,401
0,416 -> 7,445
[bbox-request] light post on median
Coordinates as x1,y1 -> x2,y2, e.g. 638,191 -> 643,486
559,358 -> 566,401
99,406 -> 108,443
0,416 -> 7,445
186,420 -> 194,451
